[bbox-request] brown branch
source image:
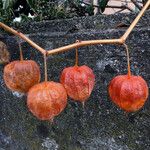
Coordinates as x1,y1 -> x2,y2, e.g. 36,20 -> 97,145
121,0 -> 150,41
131,0 -> 142,10
47,0 -> 150,55
0,0 -> 150,56
114,8 -> 126,14
47,39 -> 122,55
0,22 -> 45,54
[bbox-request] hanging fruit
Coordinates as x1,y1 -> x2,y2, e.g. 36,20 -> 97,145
108,44 -> 149,112
27,81 -> 67,121
27,53 -> 67,121
4,60 -> 41,93
109,75 -> 148,112
3,42 -> 40,93
60,44 -> 95,106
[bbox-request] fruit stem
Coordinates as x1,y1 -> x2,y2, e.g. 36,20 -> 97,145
50,117 -> 54,124
75,40 -> 79,66
82,102 -> 85,109
44,52 -> 48,82
75,47 -> 78,66
123,43 -> 131,78
18,41 -> 23,61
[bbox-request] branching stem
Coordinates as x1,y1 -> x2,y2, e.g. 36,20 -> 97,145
0,0 -> 149,55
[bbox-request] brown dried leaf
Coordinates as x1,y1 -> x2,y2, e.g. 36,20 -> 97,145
0,41 -> 10,64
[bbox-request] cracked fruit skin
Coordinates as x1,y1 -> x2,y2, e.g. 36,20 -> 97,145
108,75 -> 149,112
27,81 -> 67,120
60,65 -> 95,102
3,60 -> 40,93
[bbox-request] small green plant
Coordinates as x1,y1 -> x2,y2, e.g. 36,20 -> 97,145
0,0 -> 15,24
0,0 -> 107,24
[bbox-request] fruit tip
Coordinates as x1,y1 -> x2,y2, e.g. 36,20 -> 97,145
49,117 -> 54,124
82,101 -> 85,109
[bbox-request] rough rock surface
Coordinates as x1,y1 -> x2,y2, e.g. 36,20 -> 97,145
0,11 -> 150,150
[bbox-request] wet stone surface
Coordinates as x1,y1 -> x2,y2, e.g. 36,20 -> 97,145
0,12 -> 150,150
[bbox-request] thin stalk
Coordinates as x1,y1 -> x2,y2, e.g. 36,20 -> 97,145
75,40 -> 79,66
47,39 -> 122,55
75,47 -> 78,66
0,0 -> 149,56
50,117 -> 54,124
18,42 -> 23,61
82,102 -> 85,109
121,0 -> 150,41
44,52 -> 48,82
123,43 -> 131,78
0,22 -> 45,54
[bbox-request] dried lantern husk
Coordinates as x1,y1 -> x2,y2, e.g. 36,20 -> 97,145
108,44 -> 149,112
27,81 -> 67,121
0,41 -> 10,64
109,75 -> 148,112
3,60 -> 40,93
60,65 -> 95,104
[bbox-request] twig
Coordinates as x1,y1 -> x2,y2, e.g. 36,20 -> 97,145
18,42 -> 23,61
121,0 -> 150,41
114,8 -> 126,14
123,43 -> 131,77
0,22 -> 45,54
0,0 -> 150,56
75,40 -> 80,66
47,39 -> 122,55
131,0 -> 142,10
44,52 -> 48,82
